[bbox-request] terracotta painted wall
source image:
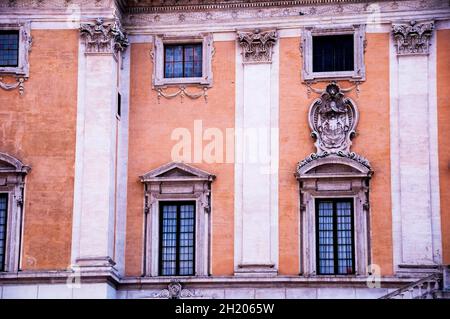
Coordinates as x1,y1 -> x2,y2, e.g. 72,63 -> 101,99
278,33 -> 393,275
126,41 -> 235,276
0,30 -> 78,270
437,30 -> 450,265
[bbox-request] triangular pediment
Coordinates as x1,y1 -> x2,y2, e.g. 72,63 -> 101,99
140,162 -> 215,182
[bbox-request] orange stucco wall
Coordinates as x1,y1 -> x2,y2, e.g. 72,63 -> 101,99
126,41 -> 235,276
0,30 -> 78,270
437,30 -> 450,265
278,33 -> 393,275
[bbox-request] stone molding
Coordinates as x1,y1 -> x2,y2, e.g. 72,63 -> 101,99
122,0 -> 449,30
140,162 -> 215,277
237,29 -> 278,64
80,18 -> 129,56
392,20 -> 434,56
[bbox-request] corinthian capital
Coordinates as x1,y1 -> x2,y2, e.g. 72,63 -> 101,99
80,18 -> 129,55
392,20 -> 434,56
237,29 -> 278,63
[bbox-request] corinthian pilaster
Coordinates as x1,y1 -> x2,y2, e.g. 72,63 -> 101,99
392,20 -> 434,56
80,18 -> 129,56
390,20 -> 441,275
71,17 -> 127,277
237,29 -> 278,63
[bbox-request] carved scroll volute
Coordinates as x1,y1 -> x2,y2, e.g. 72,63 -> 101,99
309,82 -> 358,155
80,18 -> 129,55
237,29 -> 278,63
392,20 -> 434,56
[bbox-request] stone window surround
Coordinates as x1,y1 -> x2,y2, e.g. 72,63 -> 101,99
0,152 -> 30,273
301,24 -> 366,82
0,22 -> 31,77
297,157 -> 372,277
140,162 -> 215,277
152,33 -> 214,87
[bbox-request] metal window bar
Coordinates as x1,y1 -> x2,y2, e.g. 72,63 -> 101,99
164,44 -> 202,78
0,194 -> 8,272
312,35 -> 354,73
0,31 -> 19,67
159,202 -> 195,276
316,199 -> 355,275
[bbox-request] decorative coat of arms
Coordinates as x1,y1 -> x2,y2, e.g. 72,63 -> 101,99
299,82 -> 371,170
309,82 -> 358,154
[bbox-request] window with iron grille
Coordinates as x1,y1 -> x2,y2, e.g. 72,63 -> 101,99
159,202 -> 195,276
0,194 -> 8,272
0,30 -> 19,67
312,34 -> 354,73
164,44 -> 202,78
316,198 -> 355,275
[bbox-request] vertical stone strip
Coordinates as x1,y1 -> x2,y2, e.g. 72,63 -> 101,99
391,21 -> 442,274
235,30 -> 279,275
73,18 -> 129,273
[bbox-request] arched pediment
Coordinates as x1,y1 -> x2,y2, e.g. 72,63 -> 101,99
0,152 -> 31,174
296,153 -> 372,179
140,162 -> 215,183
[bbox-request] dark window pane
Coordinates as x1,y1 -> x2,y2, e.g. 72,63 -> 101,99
0,194 -> 8,272
159,202 -> 195,276
0,30 -> 19,67
312,34 -> 354,73
164,43 -> 202,78
316,199 -> 355,275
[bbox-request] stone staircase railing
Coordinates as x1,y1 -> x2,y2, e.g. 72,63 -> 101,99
380,273 -> 442,299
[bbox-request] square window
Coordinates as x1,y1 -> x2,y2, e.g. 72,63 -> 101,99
312,35 -> 354,73
0,30 -> 19,67
301,25 -> 366,82
164,43 -> 203,79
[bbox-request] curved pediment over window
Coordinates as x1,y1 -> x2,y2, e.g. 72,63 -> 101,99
296,152 -> 372,179
0,152 -> 31,174
140,162 -> 215,183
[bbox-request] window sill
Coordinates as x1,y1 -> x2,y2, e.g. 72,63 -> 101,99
153,76 -> 211,88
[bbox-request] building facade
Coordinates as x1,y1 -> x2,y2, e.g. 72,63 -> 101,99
0,0 -> 449,299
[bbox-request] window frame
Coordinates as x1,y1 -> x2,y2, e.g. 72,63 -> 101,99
0,152 -> 30,273
158,201 -> 196,276
315,198 -> 356,276
140,162 -> 215,278
152,33 -> 213,87
0,193 -> 9,272
0,22 -> 31,77
301,25 -> 366,82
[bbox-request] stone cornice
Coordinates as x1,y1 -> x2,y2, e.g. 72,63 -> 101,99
125,0 -> 390,13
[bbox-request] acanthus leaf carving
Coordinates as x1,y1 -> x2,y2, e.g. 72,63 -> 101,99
392,20 -> 434,56
237,29 -> 277,64
80,17 -> 129,55
152,281 -> 203,299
